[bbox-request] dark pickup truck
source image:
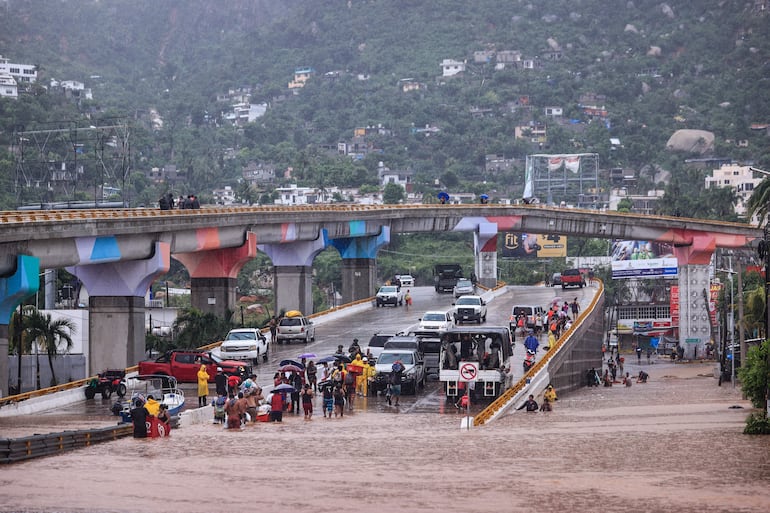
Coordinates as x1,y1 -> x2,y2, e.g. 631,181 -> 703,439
138,350 -> 250,383
434,263 -> 463,293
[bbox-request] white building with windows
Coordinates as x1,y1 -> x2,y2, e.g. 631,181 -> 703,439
441,59 -> 465,77
704,163 -> 762,218
0,55 -> 37,84
0,73 -> 18,98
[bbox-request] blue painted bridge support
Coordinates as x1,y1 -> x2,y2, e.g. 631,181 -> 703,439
0,255 -> 40,397
68,242 -> 170,374
327,227 -> 390,305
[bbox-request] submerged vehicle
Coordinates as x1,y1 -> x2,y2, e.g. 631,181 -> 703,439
111,374 -> 186,422
438,326 -> 513,401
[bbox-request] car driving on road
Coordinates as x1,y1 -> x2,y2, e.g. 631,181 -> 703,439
453,295 -> 488,324
376,285 -> 405,307
416,310 -> 454,335
453,278 -> 475,298
276,312 -> 315,343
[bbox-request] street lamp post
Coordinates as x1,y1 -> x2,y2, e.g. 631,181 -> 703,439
718,261 -> 736,388
758,224 -> 770,413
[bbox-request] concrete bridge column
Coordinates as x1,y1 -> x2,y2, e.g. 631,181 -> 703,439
174,232 -> 257,319
475,223 -> 498,288
0,255 -> 40,397
68,242 -> 170,374
260,235 -> 326,315
673,233 -> 717,360
326,227 -> 389,304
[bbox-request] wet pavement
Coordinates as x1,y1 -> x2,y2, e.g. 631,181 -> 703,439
10,287 -> 769,512
1,360 -> 767,513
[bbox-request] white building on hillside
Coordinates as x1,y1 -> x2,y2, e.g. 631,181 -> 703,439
0,73 -> 18,98
441,59 -> 465,77
0,55 -> 37,84
704,163 -> 762,218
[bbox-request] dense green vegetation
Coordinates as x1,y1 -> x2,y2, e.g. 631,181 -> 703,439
1,0 -> 769,211
3,0 -> 770,313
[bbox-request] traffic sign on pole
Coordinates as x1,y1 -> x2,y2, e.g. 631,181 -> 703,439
459,362 -> 478,382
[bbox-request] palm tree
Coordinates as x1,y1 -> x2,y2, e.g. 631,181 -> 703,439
173,307 -> 232,349
24,309 -> 76,388
8,308 -> 33,394
746,176 -> 770,226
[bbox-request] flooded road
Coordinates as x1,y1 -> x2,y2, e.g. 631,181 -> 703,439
5,285 -> 766,512
2,361 -> 768,513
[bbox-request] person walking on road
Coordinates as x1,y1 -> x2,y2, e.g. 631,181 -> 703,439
524,330 -> 539,354
197,364 -> 210,407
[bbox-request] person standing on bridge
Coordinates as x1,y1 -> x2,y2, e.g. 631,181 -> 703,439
524,330 -> 539,354
570,298 -> 580,317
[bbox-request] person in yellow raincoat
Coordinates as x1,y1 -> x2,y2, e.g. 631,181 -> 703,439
361,358 -> 376,396
197,364 -> 210,407
144,395 -> 160,416
544,384 -> 557,403
348,354 -> 365,396
547,330 -> 556,351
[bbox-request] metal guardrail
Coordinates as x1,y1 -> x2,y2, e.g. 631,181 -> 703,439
473,279 -> 604,426
0,424 -> 133,464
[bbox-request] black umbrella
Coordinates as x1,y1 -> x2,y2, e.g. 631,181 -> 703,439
279,359 -> 305,369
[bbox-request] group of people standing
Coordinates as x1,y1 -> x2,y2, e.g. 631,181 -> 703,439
158,192 -> 201,210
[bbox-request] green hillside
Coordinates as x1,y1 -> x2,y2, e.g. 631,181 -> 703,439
1,0 -> 769,209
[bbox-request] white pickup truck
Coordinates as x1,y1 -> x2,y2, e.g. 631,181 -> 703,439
452,295 -> 488,324
376,285 -> 405,307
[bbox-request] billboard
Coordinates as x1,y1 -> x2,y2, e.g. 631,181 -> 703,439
610,240 -> 677,279
501,232 -> 567,258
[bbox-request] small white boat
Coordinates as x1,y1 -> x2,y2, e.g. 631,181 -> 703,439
111,374 -> 185,422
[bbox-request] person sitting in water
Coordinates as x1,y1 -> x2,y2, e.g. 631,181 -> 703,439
637,370 -> 649,383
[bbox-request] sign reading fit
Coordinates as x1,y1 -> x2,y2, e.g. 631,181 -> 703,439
502,233 -> 567,258
610,240 -> 677,279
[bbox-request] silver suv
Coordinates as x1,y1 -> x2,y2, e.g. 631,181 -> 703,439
372,349 -> 425,395
276,315 -> 315,344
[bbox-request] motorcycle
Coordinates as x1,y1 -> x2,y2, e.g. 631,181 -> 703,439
523,349 -> 536,373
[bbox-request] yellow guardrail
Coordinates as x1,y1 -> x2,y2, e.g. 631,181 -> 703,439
473,279 -> 604,426
0,204 -> 757,234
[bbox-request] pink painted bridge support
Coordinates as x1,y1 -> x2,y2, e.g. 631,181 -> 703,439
174,232 -> 257,320
68,242 -> 170,374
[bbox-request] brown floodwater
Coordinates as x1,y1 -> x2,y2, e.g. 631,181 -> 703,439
1,361 -> 768,513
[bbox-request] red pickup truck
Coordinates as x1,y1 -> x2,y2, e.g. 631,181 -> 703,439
138,350 -> 250,383
560,268 -> 587,289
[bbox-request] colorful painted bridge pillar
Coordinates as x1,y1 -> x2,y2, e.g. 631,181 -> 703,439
0,255 -> 40,397
326,227 -> 390,305
68,241 -> 170,374
260,235 -> 327,316
475,222 -> 499,289
174,232 -> 257,320
672,231 -> 719,360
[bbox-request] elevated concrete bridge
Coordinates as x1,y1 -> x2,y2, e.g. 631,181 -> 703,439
0,204 -> 760,396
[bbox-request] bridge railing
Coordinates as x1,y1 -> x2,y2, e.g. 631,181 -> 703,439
473,279 -> 605,426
